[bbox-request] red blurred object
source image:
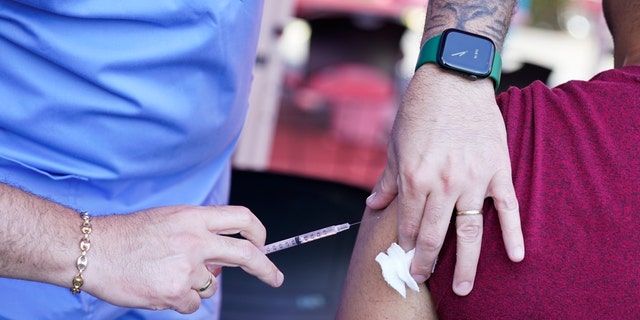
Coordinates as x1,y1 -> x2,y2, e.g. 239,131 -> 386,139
298,63 -> 396,146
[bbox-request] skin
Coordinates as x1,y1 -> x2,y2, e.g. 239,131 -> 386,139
366,0 -> 524,296
339,1 -> 640,318
602,1 -> 640,68
336,200 -> 433,319
0,183 -> 283,314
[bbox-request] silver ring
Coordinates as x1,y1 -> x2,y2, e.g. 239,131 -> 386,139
198,274 -> 214,292
456,209 -> 482,216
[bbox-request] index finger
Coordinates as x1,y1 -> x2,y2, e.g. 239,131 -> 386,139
208,236 -> 284,288
200,206 -> 268,247
396,174 -> 430,251
408,190 -> 456,282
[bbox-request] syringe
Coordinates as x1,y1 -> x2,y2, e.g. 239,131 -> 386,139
260,221 -> 360,254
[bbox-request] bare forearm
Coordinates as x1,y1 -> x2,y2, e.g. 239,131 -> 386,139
0,182 -> 79,287
422,0 -> 517,50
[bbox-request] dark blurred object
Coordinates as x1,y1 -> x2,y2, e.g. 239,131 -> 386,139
303,15 -> 405,76
498,62 -> 552,93
295,0 -> 424,20
220,169 -> 369,320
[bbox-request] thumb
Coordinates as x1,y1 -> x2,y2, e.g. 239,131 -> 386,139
366,166 -> 398,209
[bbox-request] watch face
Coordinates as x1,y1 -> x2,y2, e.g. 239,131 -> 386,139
438,29 -> 495,78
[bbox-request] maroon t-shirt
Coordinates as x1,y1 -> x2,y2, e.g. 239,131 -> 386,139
428,66 -> 640,318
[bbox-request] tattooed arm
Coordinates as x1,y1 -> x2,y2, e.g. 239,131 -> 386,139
362,0 -> 524,303
421,1 -> 514,46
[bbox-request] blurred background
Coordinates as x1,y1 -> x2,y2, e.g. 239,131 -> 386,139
223,1 -> 612,319
234,0 -> 612,190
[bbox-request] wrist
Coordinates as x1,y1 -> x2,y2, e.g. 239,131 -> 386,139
415,29 -> 501,91
78,215 -> 115,297
47,209 -> 92,289
405,64 -> 500,119
70,212 -> 92,294
414,64 -> 495,93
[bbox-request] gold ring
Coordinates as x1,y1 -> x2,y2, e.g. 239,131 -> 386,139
456,209 -> 482,216
198,274 -> 214,292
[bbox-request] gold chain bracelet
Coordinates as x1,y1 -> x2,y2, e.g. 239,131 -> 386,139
70,211 -> 92,294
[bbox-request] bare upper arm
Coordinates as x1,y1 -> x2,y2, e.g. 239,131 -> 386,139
336,200 -> 437,319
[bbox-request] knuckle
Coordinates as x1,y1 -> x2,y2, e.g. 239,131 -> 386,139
377,173 -> 393,193
158,296 -> 184,313
398,171 -> 430,192
179,299 -> 201,314
412,263 -> 434,277
438,165 -> 455,184
494,194 -> 519,212
164,283 -> 189,302
415,233 -> 444,251
167,285 -> 202,314
236,241 -> 257,264
423,204 -> 446,222
438,171 -> 467,196
235,206 -> 254,220
230,206 -> 260,227
398,220 -> 420,241
465,166 -> 485,183
456,223 -> 482,243
441,166 -> 484,192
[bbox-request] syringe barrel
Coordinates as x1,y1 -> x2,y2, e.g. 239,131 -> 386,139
297,225 -> 340,244
261,236 -> 300,254
260,223 -> 351,254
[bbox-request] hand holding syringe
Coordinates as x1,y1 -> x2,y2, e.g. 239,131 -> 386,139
260,221 -> 363,254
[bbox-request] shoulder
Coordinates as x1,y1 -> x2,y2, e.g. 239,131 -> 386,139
496,67 -> 640,128
498,67 -> 640,107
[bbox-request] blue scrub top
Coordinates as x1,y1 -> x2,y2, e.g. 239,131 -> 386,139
0,1 -> 264,318
0,0 -> 264,213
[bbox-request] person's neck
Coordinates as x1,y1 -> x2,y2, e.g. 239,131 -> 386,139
622,50 -> 640,67
617,37 -> 640,67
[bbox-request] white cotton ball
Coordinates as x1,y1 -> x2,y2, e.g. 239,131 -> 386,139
375,243 -> 420,298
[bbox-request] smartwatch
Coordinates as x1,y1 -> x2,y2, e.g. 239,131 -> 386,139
415,28 -> 501,90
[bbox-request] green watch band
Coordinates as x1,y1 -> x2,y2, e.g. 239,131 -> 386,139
415,32 -> 502,91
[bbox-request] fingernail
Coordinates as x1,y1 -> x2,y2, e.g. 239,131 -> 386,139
366,192 -> 376,205
512,245 -> 525,261
276,271 -> 284,286
413,274 -> 427,283
455,281 -> 473,296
